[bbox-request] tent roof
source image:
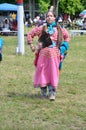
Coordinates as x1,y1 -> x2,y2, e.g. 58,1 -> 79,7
0,3 -> 17,11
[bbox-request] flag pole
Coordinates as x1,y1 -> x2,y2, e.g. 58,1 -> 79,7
16,0 -> 24,55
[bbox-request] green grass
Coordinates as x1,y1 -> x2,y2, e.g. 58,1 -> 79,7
0,34 -> 86,130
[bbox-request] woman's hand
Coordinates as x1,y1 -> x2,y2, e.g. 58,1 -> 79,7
30,44 -> 35,52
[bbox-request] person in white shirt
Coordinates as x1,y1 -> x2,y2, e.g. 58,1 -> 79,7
81,18 -> 86,35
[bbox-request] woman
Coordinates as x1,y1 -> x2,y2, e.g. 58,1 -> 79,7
34,31 -> 60,100
27,10 -> 70,100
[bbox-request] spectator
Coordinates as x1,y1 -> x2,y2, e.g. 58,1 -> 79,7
81,18 -> 86,35
0,37 -> 4,63
3,18 -> 9,30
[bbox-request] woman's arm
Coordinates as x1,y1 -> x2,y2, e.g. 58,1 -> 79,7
62,28 -> 70,42
27,26 -> 43,52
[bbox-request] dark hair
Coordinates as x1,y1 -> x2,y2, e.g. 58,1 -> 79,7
38,31 -> 52,48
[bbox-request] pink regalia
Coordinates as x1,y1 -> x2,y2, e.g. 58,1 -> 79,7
34,46 -> 60,90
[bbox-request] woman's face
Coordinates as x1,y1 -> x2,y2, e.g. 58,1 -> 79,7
46,12 -> 56,24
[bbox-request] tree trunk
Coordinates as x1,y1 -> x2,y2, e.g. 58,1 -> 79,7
55,0 -> 60,17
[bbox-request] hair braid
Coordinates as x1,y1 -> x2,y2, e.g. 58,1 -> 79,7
57,23 -> 63,48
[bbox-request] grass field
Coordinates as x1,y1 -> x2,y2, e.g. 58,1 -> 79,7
0,34 -> 86,130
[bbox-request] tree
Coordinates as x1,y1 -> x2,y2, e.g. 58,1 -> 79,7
55,0 -> 61,16
39,0 -> 50,13
59,0 -> 84,16
0,0 -> 16,4
80,0 -> 86,9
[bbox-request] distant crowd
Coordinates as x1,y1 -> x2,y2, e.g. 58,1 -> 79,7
0,12 -> 17,32
24,13 -> 86,31
0,12 -> 86,33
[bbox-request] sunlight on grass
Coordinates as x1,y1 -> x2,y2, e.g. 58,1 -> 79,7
0,34 -> 86,130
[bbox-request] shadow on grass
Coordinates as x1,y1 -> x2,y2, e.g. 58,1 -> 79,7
7,92 -> 42,100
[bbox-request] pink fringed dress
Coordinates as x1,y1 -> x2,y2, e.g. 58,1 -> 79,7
34,46 -> 60,90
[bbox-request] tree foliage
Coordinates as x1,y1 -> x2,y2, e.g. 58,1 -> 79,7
39,0 -> 50,13
81,0 -> 86,9
59,0 -> 85,15
0,0 -> 16,4
0,0 -> 86,16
